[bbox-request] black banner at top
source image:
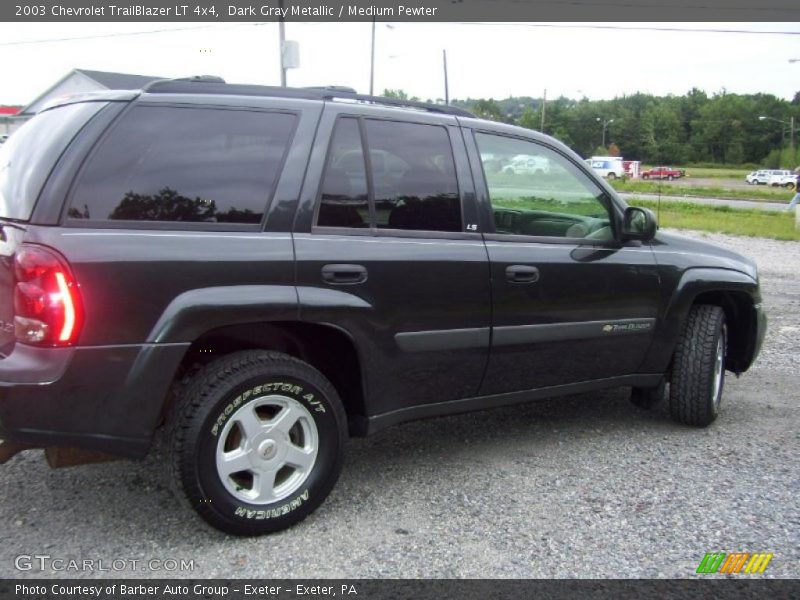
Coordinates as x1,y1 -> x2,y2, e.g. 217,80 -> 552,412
3,0 -> 800,22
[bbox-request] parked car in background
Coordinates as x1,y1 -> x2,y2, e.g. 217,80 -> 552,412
641,166 -> 686,180
587,156 -> 625,179
767,170 -> 796,189
502,154 -> 551,175
746,170 -> 771,185
747,169 -> 792,185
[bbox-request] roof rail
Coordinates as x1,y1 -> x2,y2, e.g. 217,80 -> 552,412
303,85 -> 358,94
142,78 -> 474,118
339,92 -> 474,118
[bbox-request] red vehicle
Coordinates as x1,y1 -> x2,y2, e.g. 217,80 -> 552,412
641,166 -> 686,180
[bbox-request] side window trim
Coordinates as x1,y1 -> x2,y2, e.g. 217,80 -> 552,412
358,116 -> 378,232
469,128 -> 621,242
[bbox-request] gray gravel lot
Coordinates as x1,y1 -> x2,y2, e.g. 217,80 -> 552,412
0,230 -> 797,579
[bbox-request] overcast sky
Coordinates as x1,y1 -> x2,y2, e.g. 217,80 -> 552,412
1,21 -> 798,106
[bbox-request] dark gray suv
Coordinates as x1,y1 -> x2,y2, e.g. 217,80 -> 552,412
0,79 -> 766,535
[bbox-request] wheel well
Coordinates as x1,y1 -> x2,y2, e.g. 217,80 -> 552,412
692,291 -> 756,373
170,322 -> 368,436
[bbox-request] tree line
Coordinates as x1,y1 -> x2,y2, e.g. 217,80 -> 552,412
384,88 -> 800,168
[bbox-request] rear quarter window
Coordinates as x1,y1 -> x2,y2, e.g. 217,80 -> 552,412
68,105 -> 297,226
0,102 -> 105,221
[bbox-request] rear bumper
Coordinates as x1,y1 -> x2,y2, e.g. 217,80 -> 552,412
0,342 -> 188,458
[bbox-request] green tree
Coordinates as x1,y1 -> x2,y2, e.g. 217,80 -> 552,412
518,106 -> 539,130
470,99 -> 505,122
457,88 -> 798,166
382,89 -> 420,101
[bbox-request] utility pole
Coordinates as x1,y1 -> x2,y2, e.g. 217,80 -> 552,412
597,117 -> 615,148
369,18 -> 376,96
540,88 -> 546,131
442,50 -> 449,105
278,0 -> 287,87
759,114 -> 796,156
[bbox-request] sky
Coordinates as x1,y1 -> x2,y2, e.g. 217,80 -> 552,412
1,21 -> 799,106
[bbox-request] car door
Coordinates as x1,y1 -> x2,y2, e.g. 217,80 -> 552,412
463,126 -> 661,395
293,106 -> 491,419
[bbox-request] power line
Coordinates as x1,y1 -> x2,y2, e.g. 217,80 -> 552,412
464,0 -> 800,15
0,23 -> 270,47
1,20 -> 797,49
450,22 -> 800,36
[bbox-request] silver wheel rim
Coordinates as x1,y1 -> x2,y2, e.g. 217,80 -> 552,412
712,325 -> 726,409
215,395 -> 318,505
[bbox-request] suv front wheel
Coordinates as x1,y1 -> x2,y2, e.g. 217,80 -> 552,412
668,305 -> 727,427
168,350 -> 347,535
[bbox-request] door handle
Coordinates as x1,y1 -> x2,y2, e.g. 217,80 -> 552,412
322,264 -> 368,285
506,265 -> 540,283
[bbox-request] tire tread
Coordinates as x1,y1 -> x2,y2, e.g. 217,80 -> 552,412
669,304 -> 725,427
166,350 -> 346,535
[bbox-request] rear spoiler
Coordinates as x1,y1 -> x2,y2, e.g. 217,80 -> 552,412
38,90 -> 140,114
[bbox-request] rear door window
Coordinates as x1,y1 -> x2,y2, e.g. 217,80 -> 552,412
0,102 -> 105,221
68,106 -> 296,225
365,119 -> 461,232
315,118 -> 462,233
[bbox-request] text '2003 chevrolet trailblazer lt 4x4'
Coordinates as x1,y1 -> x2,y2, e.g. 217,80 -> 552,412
0,79 -> 766,535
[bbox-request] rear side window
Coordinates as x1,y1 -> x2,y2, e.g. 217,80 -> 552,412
0,102 -> 105,221
68,106 -> 296,225
315,118 -> 462,233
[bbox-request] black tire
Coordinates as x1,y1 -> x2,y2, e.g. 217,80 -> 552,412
667,175 -> 674,181
607,173 -> 617,180
642,174 -> 649,180
669,305 -> 727,427
630,377 -> 666,410
168,350 -> 347,535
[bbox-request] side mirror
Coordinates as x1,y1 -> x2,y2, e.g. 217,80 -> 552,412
621,206 -> 657,241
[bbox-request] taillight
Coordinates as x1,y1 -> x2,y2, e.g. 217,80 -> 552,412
13,245 -> 83,346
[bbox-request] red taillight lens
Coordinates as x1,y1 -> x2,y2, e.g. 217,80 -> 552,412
13,245 -> 83,346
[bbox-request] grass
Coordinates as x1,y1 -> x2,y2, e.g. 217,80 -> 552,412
628,198 -> 800,241
610,178 -> 791,202
655,166 -> 752,179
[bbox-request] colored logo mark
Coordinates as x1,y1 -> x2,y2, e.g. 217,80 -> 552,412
696,552 -> 773,574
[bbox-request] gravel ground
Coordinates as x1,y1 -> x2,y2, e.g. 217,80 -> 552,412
0,230 -> 797,579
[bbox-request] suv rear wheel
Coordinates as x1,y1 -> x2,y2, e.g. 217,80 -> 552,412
168,350 -> 347,535
668,305 -> 727,427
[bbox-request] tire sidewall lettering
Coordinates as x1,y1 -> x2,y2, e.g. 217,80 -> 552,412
194,373 -> 339,525
211,381 -> 326,437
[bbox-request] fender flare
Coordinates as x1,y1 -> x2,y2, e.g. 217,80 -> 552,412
639,267 -> 759,373
146,285 -> 300,344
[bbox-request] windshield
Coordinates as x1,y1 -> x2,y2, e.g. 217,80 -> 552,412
0,102 -> 105,221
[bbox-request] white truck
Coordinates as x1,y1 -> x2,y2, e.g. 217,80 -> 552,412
587,156 -> 625,179
767,170 -> 796,189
